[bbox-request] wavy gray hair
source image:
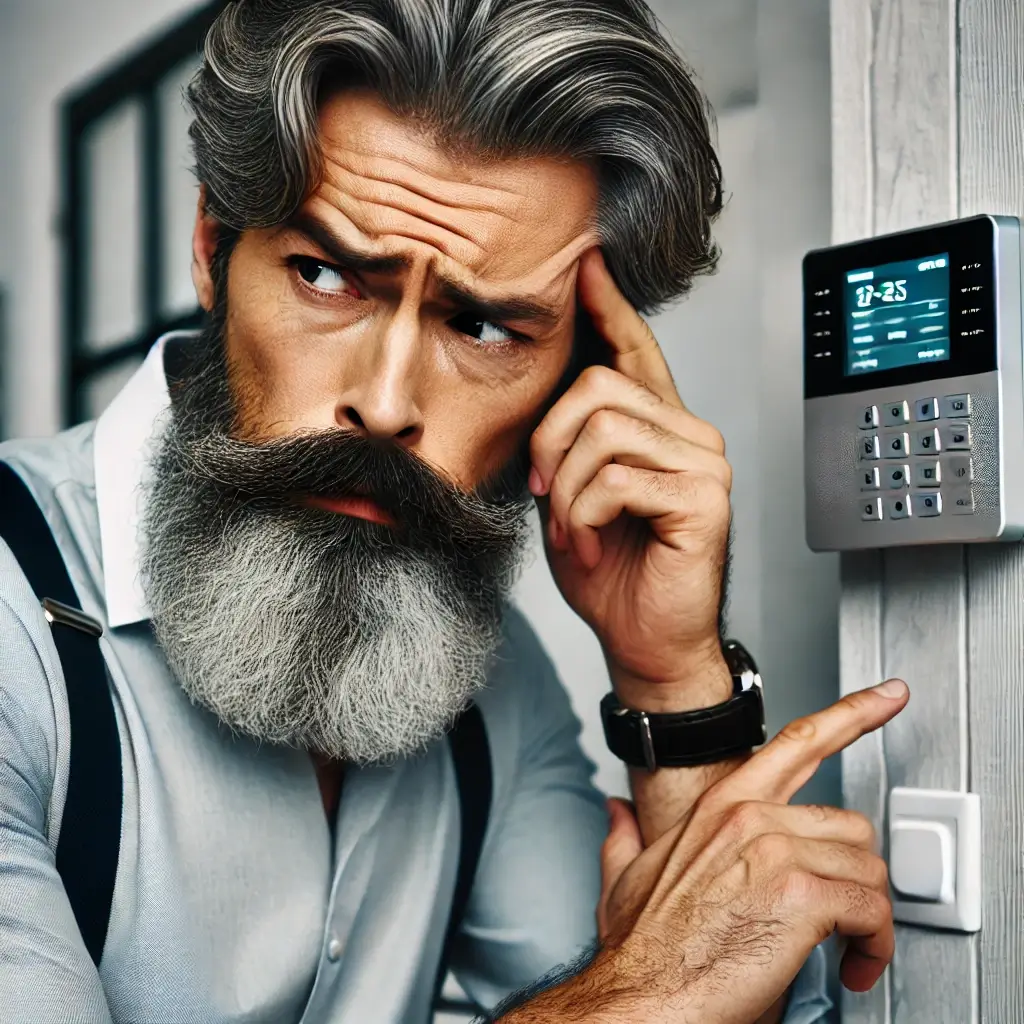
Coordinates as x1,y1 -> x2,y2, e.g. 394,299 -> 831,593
187,0 -> 722,313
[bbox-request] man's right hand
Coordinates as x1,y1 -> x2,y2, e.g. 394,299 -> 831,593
501,678 -> 909,1024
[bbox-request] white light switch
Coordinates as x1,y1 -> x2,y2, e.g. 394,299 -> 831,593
890,819 -> 955,903
888,787 -> 981,932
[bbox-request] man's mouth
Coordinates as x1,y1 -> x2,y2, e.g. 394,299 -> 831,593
304,495 -> 396,526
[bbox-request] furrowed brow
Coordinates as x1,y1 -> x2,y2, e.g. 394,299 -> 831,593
438,277 -> 561,327
281,212 -> 410,275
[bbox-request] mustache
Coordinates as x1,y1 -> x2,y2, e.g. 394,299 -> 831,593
169,422 -> 534,554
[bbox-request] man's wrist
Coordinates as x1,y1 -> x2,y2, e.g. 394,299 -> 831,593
609,646 -> 733,714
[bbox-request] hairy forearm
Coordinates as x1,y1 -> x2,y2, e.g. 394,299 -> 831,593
613,650 -> 746,845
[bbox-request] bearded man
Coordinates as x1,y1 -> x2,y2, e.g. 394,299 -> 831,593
0,1 -> 906,1022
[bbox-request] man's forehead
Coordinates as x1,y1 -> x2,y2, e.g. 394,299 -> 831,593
309,90 -> 600,302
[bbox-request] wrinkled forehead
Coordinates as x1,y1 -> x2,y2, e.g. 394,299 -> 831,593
310,90 -> 601,301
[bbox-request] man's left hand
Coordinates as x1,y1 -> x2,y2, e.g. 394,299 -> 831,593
529,248 -> 733,709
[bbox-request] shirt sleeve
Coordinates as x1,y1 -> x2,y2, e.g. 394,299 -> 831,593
0,543 -> 113,1023
783,944 -> 834,1023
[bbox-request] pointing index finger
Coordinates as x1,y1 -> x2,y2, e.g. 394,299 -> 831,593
722,679 -> 909,805
577,248 -> 683,409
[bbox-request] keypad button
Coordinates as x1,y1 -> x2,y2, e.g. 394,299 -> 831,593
914,492 -> 942,517
887,496 -> 912,520
859,406 -> 880,430
946,455 -> 973,483
860,435 -> 880,460
942,394 -> 972,418
859,467 -> 881,491
914,460 -> 941,487
912,428 -> 941,455
882,401 -> 910,426
885,465 -> 909,489
942,423 -> 972,450
949,487 -> 974,515
861,497 -> 883,521
914,398 -> 940,421
884,432 -> 910,458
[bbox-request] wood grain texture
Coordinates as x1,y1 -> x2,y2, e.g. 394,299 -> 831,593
832,1 -> 967,1020
957,0 -> 1024,218
965,544 -> 1024,1021
880,546 -> 967,793
867,0 -> 957,234
959,4 -> 1024,1021
889,931 -> 976,1024
881,546 -> 977,1023
830,0 -> 873,243
838,551 -> 890,1024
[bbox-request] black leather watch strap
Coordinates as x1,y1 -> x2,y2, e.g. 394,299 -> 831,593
600,642 -> 767,770
601,689 -> 765,769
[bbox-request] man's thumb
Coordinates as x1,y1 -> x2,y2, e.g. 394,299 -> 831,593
598,797 -> 644,940
602,798 -> 644,888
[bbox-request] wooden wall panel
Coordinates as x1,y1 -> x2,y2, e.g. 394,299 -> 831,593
881,546 -> 975,1024
828,0 -> 1002,1020
838,551 -> 890,1024
960,3 -> 1024,1021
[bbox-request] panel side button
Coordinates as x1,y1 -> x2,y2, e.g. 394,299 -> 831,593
885,465 -> 910,489
884,432 -> 910,458
942,423 -> 972,450
860,467 -> 881,491
947,455 -> 973,483
861,497 -> 883,521
912,428 -> 942,456
949,488 -> 975,515
882,400 -> 910,426
914,460 -> 941,487
942,394 -> 972,418
887,495 -> 912,519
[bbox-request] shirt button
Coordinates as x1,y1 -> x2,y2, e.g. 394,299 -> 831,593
327,937 -> 343,962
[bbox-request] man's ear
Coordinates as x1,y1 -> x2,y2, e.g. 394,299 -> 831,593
191,185 -> 219,312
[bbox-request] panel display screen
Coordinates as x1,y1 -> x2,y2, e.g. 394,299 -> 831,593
843,253 -> 950,376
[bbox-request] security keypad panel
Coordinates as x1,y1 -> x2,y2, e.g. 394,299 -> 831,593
804,215 -> 1024,550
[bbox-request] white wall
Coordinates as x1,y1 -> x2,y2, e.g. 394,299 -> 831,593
0,0 -> 210,440
0,0 -> 836,806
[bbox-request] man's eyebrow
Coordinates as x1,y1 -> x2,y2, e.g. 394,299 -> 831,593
437,278 -> 561,328
280,212 -> 411,275
282,211 -> 561,327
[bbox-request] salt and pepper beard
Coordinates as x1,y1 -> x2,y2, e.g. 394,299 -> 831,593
140,317 -> 534,765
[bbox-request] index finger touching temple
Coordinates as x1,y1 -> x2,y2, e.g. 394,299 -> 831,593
576,248 -> 683,408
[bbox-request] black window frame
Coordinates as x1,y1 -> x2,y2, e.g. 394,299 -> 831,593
60,1 -> 224,427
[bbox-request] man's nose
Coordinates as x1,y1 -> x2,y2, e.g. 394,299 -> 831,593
334,311 -> 425,446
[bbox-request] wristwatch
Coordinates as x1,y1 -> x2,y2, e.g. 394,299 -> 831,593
600,639 -> 766,771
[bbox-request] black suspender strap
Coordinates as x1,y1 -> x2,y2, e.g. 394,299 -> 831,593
435,702 -> 493,1009
0,462 -> 123,967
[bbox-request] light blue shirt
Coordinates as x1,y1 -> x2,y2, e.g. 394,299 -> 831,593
0,335 -> 831,1022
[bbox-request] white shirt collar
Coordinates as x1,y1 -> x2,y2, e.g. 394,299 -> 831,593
94,331 -> 197,628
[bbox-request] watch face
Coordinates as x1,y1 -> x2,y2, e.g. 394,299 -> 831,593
722,638 -> 762,692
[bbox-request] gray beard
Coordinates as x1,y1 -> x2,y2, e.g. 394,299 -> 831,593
140,330 -> 533,765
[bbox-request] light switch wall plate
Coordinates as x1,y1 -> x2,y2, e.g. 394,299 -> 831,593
888,787 -> 981,932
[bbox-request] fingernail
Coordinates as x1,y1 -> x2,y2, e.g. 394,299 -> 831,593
528,466 -> 543,495
874,679 -> 907,699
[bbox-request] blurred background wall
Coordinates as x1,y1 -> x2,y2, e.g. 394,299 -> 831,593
0,0 -> 837,801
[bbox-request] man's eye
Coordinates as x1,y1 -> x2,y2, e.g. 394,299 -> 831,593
449,312 -> 517,345
294,257 -> 360,297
